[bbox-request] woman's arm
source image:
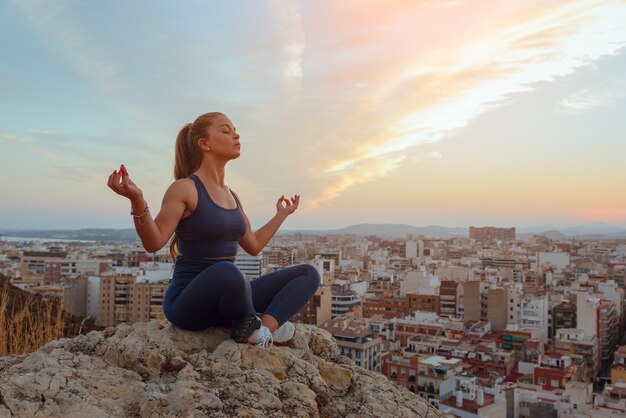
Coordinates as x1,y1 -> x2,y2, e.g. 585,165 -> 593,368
239,194 -> 299,256
108,165 -> 189,253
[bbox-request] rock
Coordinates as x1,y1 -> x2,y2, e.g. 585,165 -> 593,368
0,320 -> 444,418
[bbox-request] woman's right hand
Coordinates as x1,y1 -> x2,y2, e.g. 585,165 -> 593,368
107,164 -> 143,201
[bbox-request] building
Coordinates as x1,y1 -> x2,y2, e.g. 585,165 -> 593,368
405,240 -> 418,259
405,292 -> 440,315
501,325 -> 535,353
487,287 -> 507,332
384,353 -> 420,393
291,275 -> 332,326
462,281 -> 484,322
331,284 -> 362,318
362,288 -> 406,319
555,328 -> 600,380
438,374 -> 506,418
611,345 -> 626,385
320,317 -> 382,372
536,252 -> 570,272
469,226 -> 516,242
417,355 -> 462,408
533,353 -> 575,390
43,259 -> 105,283
519,294 -> 550,344
391,311 -> 442,346
97,273 -> 168,327
235,251 -> 262,279
599,300 -> 618,366
439,281 -> 459,319
20,251 -> 67,283
551,302 -> 577,340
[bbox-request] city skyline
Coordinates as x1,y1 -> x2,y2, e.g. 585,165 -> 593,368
1,1 -> 626,231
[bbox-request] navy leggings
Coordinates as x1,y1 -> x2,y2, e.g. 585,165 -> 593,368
162,258 -> 321,331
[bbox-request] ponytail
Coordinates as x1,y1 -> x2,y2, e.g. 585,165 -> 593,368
169,113 -> 224,261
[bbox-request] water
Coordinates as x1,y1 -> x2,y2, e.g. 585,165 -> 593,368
0,236 -> 95,243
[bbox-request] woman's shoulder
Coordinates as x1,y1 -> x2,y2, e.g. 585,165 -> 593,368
163,176 -> 196,198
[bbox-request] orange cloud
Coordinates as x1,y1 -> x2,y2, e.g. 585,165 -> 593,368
301,0 -> 626,210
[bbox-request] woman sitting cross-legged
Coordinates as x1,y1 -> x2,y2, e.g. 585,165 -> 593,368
107,112 -> 320,346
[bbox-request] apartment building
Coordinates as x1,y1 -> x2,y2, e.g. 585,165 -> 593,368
320,317 -> 382,372
383,353 -> 420,393
469,226 -> 516,242
291,280 -> 331,326
438,374 -> 506,418
611,345 -> 626,385
331,284 -> 362,318
555,328 -> 600,380
405,292 -> 440,315
439,280 -> 458,318
362,288 -> 406,319
417,355 -> 462,408
97,273 -> 168,327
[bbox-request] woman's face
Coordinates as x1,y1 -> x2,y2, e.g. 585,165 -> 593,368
202,114 -> 241,159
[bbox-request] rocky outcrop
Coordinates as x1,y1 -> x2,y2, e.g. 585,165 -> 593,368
0,320 -> 444,418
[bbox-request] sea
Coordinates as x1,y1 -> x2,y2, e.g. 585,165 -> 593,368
0,236 -> 95,243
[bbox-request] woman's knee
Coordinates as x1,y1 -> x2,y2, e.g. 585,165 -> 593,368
300,264 -> 321,290
211,262 -> 249,291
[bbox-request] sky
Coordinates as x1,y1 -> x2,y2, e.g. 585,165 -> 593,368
1,0 -> 626,231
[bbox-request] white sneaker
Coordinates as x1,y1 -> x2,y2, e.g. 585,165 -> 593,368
272,321 -> 295,343
246,325 -> 273,347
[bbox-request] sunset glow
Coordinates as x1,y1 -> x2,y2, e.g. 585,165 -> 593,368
1,0 -> 625,230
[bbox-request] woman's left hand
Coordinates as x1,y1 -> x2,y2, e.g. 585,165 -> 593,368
276,194 -> 300,217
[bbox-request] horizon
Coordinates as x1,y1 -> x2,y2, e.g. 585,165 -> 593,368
2,220 -> 626,234
1,1 -> 626,230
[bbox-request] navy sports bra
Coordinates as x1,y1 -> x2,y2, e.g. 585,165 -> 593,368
175,174 -> 247,259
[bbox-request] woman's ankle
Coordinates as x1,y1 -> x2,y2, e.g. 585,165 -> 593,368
260,314 -> 279,333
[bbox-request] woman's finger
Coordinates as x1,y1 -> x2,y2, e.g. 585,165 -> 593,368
122,172 -> 130,188
107,170 -> 116,188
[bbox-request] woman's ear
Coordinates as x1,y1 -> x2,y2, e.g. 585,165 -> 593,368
197,138 -> 210,152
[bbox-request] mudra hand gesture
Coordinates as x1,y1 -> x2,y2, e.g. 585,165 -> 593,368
277,195 -> 300,217
107,164 -> 143,202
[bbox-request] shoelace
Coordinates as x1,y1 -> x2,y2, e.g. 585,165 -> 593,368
255,326 -> 274,348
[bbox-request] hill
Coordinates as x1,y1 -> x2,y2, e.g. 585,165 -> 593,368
0,274 -> 103,356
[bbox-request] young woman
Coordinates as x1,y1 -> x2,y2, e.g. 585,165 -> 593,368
107,112 -> 320,346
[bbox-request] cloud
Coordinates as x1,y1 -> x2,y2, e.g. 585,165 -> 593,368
268,0 -> 306,106
302,0 -> 626,208
556,85 -> 625,114
306,155 -> 406,210
0,134 -> 63,161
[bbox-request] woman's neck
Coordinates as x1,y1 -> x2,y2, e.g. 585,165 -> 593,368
196,159 -> 227,187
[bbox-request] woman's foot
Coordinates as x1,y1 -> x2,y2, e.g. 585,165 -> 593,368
231,314 -> 262,343
246,325 -> 274,347
272,321 -> 295,343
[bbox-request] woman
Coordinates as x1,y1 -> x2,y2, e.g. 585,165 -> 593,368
107,112 -> 320,347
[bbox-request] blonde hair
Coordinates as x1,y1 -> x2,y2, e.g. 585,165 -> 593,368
169,112 -> 225,261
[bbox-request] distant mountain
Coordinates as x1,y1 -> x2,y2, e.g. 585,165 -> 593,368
281,224 -> 468,238
517,223 -> 626,240
2,222 -> 626,242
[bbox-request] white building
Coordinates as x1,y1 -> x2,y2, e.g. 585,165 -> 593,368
400,270 -> 440,295
438,374 -> 506,418
405,240 -> 417,259
86,275 -> 100,320
520,294 -> 550,344
536,252 -> 570,272
235,251 -> 263,280
576,291 -> 600,338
